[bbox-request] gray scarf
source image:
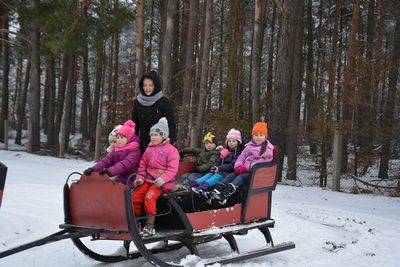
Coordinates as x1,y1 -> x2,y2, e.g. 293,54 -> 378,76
136,91 -> 164,107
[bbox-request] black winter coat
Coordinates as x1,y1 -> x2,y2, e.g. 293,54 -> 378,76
213,144 -> 245,176
131,71 -> 177,153
131,97 -> 177,152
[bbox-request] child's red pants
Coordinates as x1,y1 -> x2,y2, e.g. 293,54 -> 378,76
131,182 -> 169,216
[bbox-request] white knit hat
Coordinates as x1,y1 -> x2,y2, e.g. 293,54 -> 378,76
150,117 -> 169,138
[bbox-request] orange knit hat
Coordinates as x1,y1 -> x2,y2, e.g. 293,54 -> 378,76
252,122 -> 268,137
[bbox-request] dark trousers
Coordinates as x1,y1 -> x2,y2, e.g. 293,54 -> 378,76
220,172 -> 251,188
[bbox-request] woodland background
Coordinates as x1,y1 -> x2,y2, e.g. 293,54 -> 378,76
0,0 -> 399,183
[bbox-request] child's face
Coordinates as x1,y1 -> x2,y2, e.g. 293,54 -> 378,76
143,78 -> 155,96
115,134 -> 128,147
227,138 -> 239,149
150,132 -> 163,145
252,133 -> 266,145
204,141 -> 216,151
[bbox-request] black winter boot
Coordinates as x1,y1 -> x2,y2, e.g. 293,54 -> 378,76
218,183 -> 237,205
142,214 -> 156,237
214,182 -> 226,192
210,182 -> 227,200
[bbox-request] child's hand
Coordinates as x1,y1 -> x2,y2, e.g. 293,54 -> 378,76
154,177 -> 166,187
83,168 -> 93,175
210,166 -> 219,173
220,149 -> 230,159
99,168 -> 109,175
215,145 -> 224,151
262,153 -> 273,159
134,179 -> 144,187
235,165 -> 247,174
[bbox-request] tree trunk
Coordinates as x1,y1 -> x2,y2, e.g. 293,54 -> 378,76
218,1 -> 225,111
378,4 -> 400,178
158,0 -> 167,74
341,0 -> 361,173
63,55 -> 75,153
71,62 -> 77,135
14,56 -> 23,120
90,42 -> 105,150
193,0 -> 212,147
286,0 -> 305,181
29,0 -> 41,152
112,32 -> 120,125
135,0 -> 144,88
146,0 -> 155,72
46,55 -> 57,148
0,15 -> 9,142
265,4 -> 276,120
357,0 -> 376,160
55,54 -> 71,145
270,0 -> 294,154
373,0 -> 387,118
170,1 -> 182,106
250,0 -> 267,124
327,0 -> 341,129
107,34 -> 114,103
224,0 -> 241,114
161,0 -> 178,95
237,7 -> 245,120
179,0 -> 197,146
80,46 -> 91,140
304,0 -> 317,155
15,59 -> 30,145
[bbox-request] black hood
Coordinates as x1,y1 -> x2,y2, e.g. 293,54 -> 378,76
138,70 -> 163,96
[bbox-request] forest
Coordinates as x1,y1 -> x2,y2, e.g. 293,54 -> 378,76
0,0 -> 399,183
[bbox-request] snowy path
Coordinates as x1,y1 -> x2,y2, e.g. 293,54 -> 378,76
0,150 -> 399,267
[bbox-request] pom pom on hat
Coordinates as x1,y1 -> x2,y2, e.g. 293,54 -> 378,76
116,120 -> 136,140
226,128 -> 242,144
150,117 -> 169,138
252,122 -> 268,138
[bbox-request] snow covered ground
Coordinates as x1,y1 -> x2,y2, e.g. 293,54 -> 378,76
0,150 -> 399,267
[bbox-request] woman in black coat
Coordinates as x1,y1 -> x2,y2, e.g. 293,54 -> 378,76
131,70 -> 177,153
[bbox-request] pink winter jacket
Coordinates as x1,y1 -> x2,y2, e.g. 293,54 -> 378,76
234,140 -> 274,170
135,139 -> 180,190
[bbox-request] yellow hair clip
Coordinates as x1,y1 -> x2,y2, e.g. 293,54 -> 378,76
203,132 -> 216,143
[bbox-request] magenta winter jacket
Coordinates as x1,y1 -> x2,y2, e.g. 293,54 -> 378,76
234,140 -> 274,170
135,139 -> 180,190
92,135 -> 141,188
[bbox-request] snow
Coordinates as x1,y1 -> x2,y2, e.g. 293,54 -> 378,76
0,150 -> 399,267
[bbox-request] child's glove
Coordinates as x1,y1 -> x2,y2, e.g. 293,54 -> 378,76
234,165 -> 247,174
215,145 -> 224,151
220,149 -> 230,159
83,168 -> 93,175
99,168 -> 109,175
210,166 -> 219,173
154,177 -> 166,187
134,179 -> 144,187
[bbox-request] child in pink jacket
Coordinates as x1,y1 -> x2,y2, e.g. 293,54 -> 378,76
211,122 -> 274,205
132,117 -> 180,237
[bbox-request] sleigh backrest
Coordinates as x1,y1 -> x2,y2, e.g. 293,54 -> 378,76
241,146 -> 279,223
0,162 -> 7,208
67,172 -> 129,232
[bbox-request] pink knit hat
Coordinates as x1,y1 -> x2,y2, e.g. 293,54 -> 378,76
226,128 -> 242,144
116,120 -> 136,140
